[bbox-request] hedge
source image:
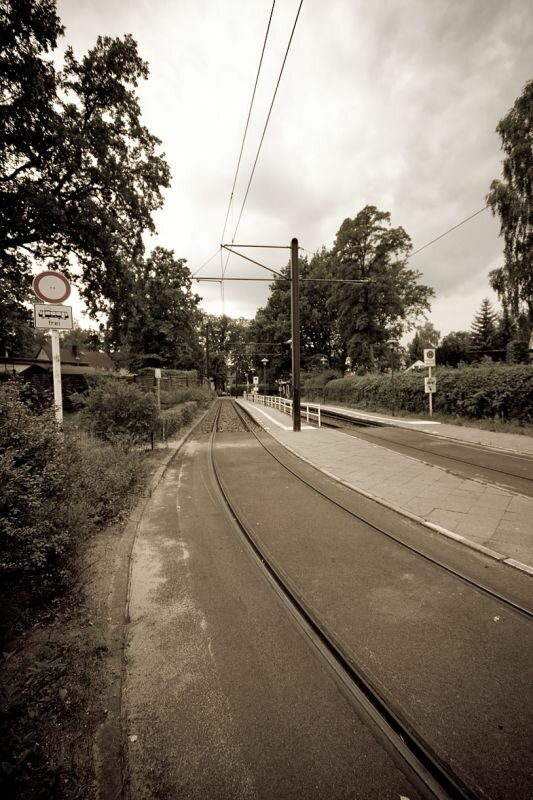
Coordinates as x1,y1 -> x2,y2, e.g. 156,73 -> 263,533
303,364 -> 533,423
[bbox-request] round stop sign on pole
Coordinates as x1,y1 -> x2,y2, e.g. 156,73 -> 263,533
32,271 -> 71,304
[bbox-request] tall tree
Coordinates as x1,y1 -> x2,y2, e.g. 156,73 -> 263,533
486,80 -> 533,327
249,270 -> 292,380
439,331 -> 473,367
125,248 -> 202,370
249,251 -> 345,381
470,298 -> 499,356
0,0 -> 170,349
407,321 -> 440,363
331,205 -> 434,370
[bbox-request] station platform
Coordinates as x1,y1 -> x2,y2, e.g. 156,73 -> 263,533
237,398 -> 533,575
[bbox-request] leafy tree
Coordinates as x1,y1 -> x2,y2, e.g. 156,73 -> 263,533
249,250 -> 345,383
203,315 -> 231,391
0,0 -> 170,347
223,317 -> 254,390
331,206 -> 434,370
407,321 -> 440,363
203,315 -> 260,391
60,325 -> 104,351
125,248 -> 202,370
249,271 -> 292,381
0,259 -> 33,355
299,248 -> 345,369
438,331 -> 473,367
470,298 -> 499,357
487,80 -> 533,328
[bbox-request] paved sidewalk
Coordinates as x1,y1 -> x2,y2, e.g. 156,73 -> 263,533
238,399 -> 533,575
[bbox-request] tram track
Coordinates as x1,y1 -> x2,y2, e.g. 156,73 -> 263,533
320,408 -> 533,497
210,403 -> 461,800
209,400 -> 533,800
230,401 -> 533,621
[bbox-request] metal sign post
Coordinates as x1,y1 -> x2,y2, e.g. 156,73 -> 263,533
32,271 -> 72,427
50,330 -> 63,426
154,368 -> 162,410
424,349 -> 437,417
290,237 -> 301,432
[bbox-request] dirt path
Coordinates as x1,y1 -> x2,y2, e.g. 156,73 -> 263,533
0,426 -> 198,800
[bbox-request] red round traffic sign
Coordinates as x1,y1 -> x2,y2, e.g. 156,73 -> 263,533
32,271 -> 71,303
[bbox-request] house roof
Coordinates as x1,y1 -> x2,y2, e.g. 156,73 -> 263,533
37,345 -> 116,371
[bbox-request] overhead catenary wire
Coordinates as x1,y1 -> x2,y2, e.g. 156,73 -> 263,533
192,247 -> 222,278
219,1 -> 276,257
201,204 -> 487,287
224,0 -> 304,273
299,206 -> 490,262
409,205 -> 489,258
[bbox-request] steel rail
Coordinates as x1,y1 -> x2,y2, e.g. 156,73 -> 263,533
321,408 -> 533,488
209,400 -> 473,800
232,401 -> 533,620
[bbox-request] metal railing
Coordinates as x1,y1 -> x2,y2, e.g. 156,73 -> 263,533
244,393 -> 321,427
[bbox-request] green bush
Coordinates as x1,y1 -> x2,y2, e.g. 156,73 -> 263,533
158,385 -> 213,408
0,383 -> 74,575
159,401 -> 198,439
315,364 -> 533,423
302,369 -> 343,400
0,383 -> 146,594
76,378 -> 159,444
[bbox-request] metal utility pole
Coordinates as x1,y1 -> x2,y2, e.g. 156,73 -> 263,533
290,237 -> 301,432
205,322 -> 210,387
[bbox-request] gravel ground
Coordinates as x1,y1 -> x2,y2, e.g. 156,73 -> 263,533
197,398 -> 261,434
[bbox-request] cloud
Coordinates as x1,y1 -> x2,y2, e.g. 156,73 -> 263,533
57,0 -> 532,331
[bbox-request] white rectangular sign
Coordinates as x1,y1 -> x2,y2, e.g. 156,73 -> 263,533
425,376 -> 437,394
424,348 -> 436,367
34,304 -> 73,330
253,375 -> 259,385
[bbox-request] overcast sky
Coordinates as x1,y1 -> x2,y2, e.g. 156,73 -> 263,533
57,0 -> 532,338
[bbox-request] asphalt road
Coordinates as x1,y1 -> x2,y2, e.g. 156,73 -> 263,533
124,431 -> 423,800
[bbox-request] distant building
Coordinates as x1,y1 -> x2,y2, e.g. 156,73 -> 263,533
1,345 -> 119,409
36,344 -> 116,372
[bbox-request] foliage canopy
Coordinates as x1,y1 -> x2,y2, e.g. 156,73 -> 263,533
0,0 -> 170,351
487,79 -> 533,327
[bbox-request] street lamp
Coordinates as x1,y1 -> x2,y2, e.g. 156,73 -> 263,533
261,357 -> 268,395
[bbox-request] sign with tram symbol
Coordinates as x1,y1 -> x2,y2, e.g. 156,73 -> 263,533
425,376 -> 437,394
423,348 -> 436,367
34,303 -> 73,330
